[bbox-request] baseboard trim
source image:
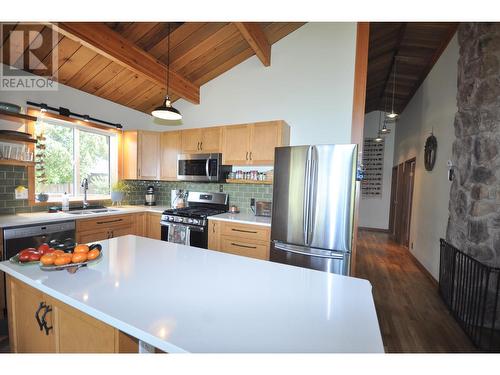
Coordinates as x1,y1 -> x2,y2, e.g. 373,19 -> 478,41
358,227 -> 389,233
406,250 -> 439,289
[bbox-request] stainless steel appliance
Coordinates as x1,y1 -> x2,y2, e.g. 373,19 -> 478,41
145,185 -> 156,206
177,153 -> 231,182
160,191 -> 229,248
270,144 -> 357,276
254,201 -> 272,217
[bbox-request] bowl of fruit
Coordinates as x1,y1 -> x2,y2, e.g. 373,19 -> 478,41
9,243 -> 54,265
39,243 -> 102,273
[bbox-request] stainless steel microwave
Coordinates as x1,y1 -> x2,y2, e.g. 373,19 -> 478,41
177,153 -> 231,182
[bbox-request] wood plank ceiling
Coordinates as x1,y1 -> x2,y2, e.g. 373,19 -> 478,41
365,22 -> 458,114
0,22 -> 304,114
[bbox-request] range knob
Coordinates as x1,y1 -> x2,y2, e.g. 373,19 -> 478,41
188,218 -> 193,224
192,219 -> 199,225
175,217 -> 183,223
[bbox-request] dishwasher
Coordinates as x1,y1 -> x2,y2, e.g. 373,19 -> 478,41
1,220 -> 76,333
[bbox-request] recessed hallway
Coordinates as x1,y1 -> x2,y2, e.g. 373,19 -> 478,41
356,230 -> 476,352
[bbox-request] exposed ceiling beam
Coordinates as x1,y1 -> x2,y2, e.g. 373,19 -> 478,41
51,22 -> 200,104
234,22 -> 271,66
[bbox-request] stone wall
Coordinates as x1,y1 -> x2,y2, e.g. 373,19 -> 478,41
447,23 -> 500,266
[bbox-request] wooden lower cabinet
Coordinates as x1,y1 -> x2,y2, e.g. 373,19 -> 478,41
147,212 -> 162,240
208,220 -> 270,260
6,276 -> 140,353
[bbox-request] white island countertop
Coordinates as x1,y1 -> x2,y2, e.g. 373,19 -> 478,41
0,235 -> 383,353
208,212 -> 271,227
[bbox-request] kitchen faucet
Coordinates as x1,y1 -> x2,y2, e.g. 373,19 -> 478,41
81,178 -> 89,209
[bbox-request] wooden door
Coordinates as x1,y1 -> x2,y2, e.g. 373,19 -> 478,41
47,296 -> 116,353
222,125 -> 250,164
122,131 -> 138,179
249,122 -> 281,165
207,220 -> 221,251
133,213 -> 146,236
401,159 -> 416,248
138,131 -> 160,180
160,131 -> 181,180
6,276 -> 56,353
220,237 -> 269,260
388,166 -> 398,236
147,212 -> 162,240
200,127 -> 221,153
181,129 -> 202,153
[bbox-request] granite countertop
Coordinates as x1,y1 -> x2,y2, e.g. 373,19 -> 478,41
0,235 -> 384,353
208,212 -> 271,227
0,205 -> 170,228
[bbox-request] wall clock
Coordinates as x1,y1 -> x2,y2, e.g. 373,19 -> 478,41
424,134 -> 437,171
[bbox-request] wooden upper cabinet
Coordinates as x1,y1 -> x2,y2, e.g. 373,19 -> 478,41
222,125 -> 251,164
222,121 -> 290,165
160,131 -> 181,180
181,127 -> 221,154
123,131 -> 160,180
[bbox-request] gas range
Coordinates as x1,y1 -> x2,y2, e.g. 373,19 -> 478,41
160,191 -> 229,248
161,207 -> 227,227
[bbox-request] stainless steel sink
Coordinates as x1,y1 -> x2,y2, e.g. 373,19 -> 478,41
66,208 -> 118,215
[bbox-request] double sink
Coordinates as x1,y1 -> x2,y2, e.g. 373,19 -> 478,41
66,208 -> 118,215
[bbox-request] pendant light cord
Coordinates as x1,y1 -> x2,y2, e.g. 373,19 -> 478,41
391,57 -> 397,114
166,23 -> 171,97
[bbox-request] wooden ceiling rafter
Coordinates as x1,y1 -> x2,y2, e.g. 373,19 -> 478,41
51,22 -> 200,104
234,22 -> 271,66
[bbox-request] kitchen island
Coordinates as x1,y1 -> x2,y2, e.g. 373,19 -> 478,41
0,235 -> 383,353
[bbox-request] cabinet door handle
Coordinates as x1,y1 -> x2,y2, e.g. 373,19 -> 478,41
231,242 -> 257,249
231,228 -> 257,234
200,141 -> 203,150
138,168 -> 141,178
97,218 -> 123,225
246,152 -> 248,160
41,305 -> 53,336
35,301 -> 45,331
249,152 -> 252,160
197,142 -> 200,150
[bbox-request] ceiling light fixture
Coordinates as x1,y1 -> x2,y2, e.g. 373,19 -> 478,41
386,56 -> 399,120
151,23 -> 182,121
374,110 -> 384,143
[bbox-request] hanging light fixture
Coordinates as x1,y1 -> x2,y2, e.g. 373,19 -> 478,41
152,23 -> 182,121
374,111 -> 383,143
386,56 -> 399,120
380,96 -> 391,135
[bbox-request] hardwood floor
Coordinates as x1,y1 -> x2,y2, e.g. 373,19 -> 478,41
356,230 -> 477,353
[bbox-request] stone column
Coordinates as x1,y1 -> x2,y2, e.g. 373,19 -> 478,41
447,23 -> 500,266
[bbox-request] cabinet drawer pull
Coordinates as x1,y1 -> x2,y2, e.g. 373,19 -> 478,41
231,242 -> 257,249
97,218 -> 123,225
35,301 -> 45,331
231,228 -> 257,234
41,305 -> 53,335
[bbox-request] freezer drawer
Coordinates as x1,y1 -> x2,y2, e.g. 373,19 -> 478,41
270,241 -> 350,275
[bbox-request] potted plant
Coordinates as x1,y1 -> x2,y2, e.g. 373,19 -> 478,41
111,181 -> 129,206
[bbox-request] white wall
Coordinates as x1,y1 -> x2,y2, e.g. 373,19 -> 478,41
0,63 -> 153,131
358,110 -> 395,230
393,35 -> 458,279
173,23 -> 357,146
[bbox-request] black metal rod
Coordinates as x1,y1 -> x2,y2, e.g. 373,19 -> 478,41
26,101 -> 123,129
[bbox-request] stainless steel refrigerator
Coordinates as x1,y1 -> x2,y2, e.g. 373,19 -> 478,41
270,144 -> 357,276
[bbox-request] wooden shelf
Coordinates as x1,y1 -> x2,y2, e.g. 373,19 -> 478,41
0,109 -> 37,124
0,159 -> 35,167
0,134 -> 37,143
225,179 -> 273,185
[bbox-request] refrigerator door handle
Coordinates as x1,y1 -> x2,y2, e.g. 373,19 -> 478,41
273,242 -> 345,260
307,155 -> 317,245
303,155 -> 312,245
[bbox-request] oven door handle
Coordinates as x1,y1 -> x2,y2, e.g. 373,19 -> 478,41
205,158 -> 210,179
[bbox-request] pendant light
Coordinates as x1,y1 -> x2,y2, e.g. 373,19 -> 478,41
380,97 -> 391,135
386,56 -> 398,120
374,111 -> 383,143
152,23 -> 182,121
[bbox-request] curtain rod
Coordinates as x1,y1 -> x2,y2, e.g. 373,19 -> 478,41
26,101 -> 123,129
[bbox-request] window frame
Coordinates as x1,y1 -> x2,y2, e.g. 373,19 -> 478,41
26,108 -> 122,206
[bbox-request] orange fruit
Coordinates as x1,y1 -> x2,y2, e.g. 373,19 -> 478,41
71,252 -> 87,264
87,249 -> 100,260
74,244 -> 90,254
53,250 -> 66,257
54,255 -> 71,266
40,254 -> 56,266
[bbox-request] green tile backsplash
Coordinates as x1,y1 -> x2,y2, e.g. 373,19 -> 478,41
0,165 -> 272,215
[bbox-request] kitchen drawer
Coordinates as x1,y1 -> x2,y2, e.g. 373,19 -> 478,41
220,237 -> 269,260
221,222 -> 270,242
76,214 -> 134,232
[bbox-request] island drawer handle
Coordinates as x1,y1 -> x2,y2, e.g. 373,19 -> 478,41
97,218 -> 123,225
35,301 -> 45,331
231,242 -> 257,249
231,228 -> 257,234
41,305 -> 53,336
